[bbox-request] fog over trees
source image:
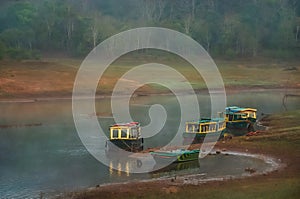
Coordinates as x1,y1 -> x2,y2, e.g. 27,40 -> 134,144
0,0 -> 299,59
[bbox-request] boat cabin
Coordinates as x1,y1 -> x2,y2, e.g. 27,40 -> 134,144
225,106 -> 257,123
185,118 -> 226,134
109,122 -> 141,140
183,118 -> 226,144
106,122 -> 144,152
222,106 -> 257,134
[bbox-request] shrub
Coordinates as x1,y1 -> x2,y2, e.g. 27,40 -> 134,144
6,48 -> 41,60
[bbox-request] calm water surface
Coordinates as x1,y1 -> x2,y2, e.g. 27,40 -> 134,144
0,90 -> 299,198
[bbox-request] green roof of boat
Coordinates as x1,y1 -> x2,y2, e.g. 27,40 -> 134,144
226,106 -> 257,114
150,149 -> 200,157
186,118 -> 225,124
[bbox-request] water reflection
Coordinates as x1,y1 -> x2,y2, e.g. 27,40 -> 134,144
109,160 -> 130,177
152,159 -> 200,175
0,90 -> 298,198
106,152 -> 275,182
105,148 -> 156,175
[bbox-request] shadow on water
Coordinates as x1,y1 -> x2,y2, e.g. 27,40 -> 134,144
0,90 -> 298,198
106,151 -> 278,182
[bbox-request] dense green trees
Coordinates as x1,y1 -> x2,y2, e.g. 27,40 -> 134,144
0,0 -> 299,59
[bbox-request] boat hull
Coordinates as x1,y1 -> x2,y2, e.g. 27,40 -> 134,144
106,138 -> 144,152
182,129 -> 225,144
226,121 -> 255,136
226,121 -> 252,129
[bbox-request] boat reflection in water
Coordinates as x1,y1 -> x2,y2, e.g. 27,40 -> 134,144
105,149 -> 154,177
106,151 -> 272,183
109,160 -> 131,177
151,159 -> 200,177
107,149 -> 201,178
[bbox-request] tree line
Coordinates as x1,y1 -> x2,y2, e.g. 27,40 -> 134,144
0,0 -> 299,60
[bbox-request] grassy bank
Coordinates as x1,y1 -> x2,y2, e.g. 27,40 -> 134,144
62,110 -> 300,199
0,55 -> 299,99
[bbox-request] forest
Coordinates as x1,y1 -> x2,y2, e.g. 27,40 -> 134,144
0,0 -> 299,59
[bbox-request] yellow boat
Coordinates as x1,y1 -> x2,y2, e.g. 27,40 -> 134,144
182,118 -> 226,144
224,106 -> 257,135
105,122 -> 144,152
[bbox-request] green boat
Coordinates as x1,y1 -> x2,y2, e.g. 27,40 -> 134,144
224,106 -> 257,135
150,149 -> 200,164
182,118 -> 226,144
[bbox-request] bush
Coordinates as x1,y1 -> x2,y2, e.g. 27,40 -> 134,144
225,48 -> 236,59
6,48 -> 41,60
6,48 -> 29,60
0,41 -> 5,60
31,50 -> 41,60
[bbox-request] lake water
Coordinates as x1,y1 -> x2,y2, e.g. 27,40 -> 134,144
0,90 -> 299,198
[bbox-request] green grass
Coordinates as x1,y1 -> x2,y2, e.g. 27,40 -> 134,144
0,55 -> 299,98
127,179 -> 300,199
97,54 -> 300,94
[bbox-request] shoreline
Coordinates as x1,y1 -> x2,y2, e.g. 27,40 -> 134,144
59,144 -> 290,199
1,87 -> 299,103
80,150 -> 284,188
58,110 -> 300,199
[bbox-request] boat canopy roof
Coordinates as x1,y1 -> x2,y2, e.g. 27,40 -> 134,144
151,149 -> 200,156
110,122 -> 140,128
225,106 -> 257,114
187,118 -> 225,124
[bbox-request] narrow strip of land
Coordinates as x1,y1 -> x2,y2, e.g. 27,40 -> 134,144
0,58 -> 299,100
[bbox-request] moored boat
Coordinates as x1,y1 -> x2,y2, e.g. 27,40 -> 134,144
182,118 -> 226,144
105,122 -> 144,152
150,149 -> 200,164
224,106 -> 257,135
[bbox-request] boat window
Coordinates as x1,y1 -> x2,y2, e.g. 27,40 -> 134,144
209,124 -> 216,131
201,125 -> 208,132
219,122 -> 225,129
194,124 -> 199,132
234,114 -> 242,120
130,128 -> 138,138
112,129 -> 118,138
187,124 -> 198,132
241,113 -> 248,118
228,114 -> 233,121
128,129 -> 132,138
121,129 -> 127,138
137,127 -> 141,136
249,112 -> 255,118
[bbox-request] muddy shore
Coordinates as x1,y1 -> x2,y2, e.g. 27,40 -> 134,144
59,110 -> 300,199
1,58 -> 299,101
0,87 -> 299,103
